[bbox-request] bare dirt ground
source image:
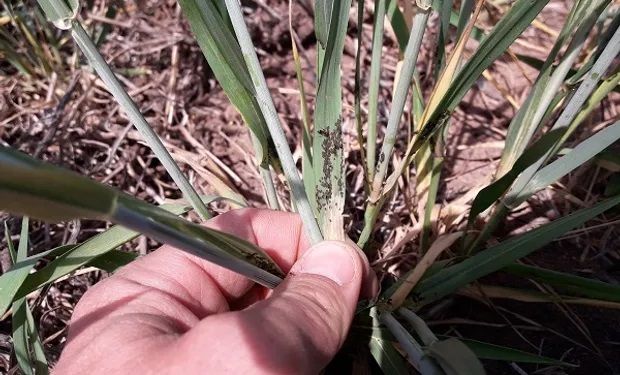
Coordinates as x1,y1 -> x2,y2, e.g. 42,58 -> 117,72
1,0 -> 619,373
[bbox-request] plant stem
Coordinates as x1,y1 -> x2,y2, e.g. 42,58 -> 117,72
259,165 -> 280,210
249,131 -> 280,210
357,195 -> 385,249
380,311 -> 424,361
366,0 -> 387,181
70,21 -> 211,221
380,311 -> 442,374
371,9 -> 428,196
357,9 -> 428,249
354,0 -> 368,186
288,5 -> 316,214
465,203 -> 508,253
223,0 -> 322,243
398,308 -> 438,345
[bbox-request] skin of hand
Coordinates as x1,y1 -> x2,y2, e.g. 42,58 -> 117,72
54,208 -> 378,374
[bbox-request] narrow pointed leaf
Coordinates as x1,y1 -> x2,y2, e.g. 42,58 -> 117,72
222,0 -> 323,243
8,200 -> 195,307
366,0 -> 387,180
385,0 -> 410,51
178,0 -> 274,167
358,7 -> 429,249
37,9 -> 211,219
353,0 -> 367,186
457,338 -> 575,366
420,0 -> 484,131
459,284 -> 620,309
371,8 -> 428,196
469,128 -> 565,224
455,0 -> 475,38
0,258 -> 35,317
568,68 -> 620,136
1,218 -> 38,317
0,147 -> 283,293
10,219 -> 48,375
86,250 -> 139,273
419,0 -> 551,141
515,121 -> 620,204
12,298 -> 48,375
503,264 -> 620,302
414,195 -> 620,305
498,0 -> 609,177
177,0 -> 279,208
315,0 -> 333,47
472,120 -> 620,250
433,0 -> 453,76
566,6 -> 620,85
506,23 -> 620,205
17,217 -> 29,261
4,222 -> 17,263
288,1 -> 316,213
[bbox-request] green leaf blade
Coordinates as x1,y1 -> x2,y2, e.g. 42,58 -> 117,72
421,0 -> 551,137
0,148 -> 283,296
416,195 -> 620,305
504,264 -> 620,302
178,0 -> 273,166
313,0 -> 351,240
458,338 -> 575,366
515,121 -> 620,203
12,298 -> 48,375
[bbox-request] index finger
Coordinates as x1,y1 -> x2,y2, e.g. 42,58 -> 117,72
156,208 -> 311,299
64,209 -> 309,350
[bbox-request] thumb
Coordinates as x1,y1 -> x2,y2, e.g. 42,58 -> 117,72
249,241 -> 365,373
246,240 -> 364,373
172,241 -> 365,374
250,241 -> 365,373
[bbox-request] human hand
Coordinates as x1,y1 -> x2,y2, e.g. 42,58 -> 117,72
54,208 -> 377,374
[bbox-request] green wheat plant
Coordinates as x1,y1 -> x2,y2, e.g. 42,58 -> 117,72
1,0 -> 620,373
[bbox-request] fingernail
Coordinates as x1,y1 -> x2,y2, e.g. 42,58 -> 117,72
293,241 -> 357,286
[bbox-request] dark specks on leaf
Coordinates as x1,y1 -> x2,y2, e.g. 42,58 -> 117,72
316,116 -> 343,212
